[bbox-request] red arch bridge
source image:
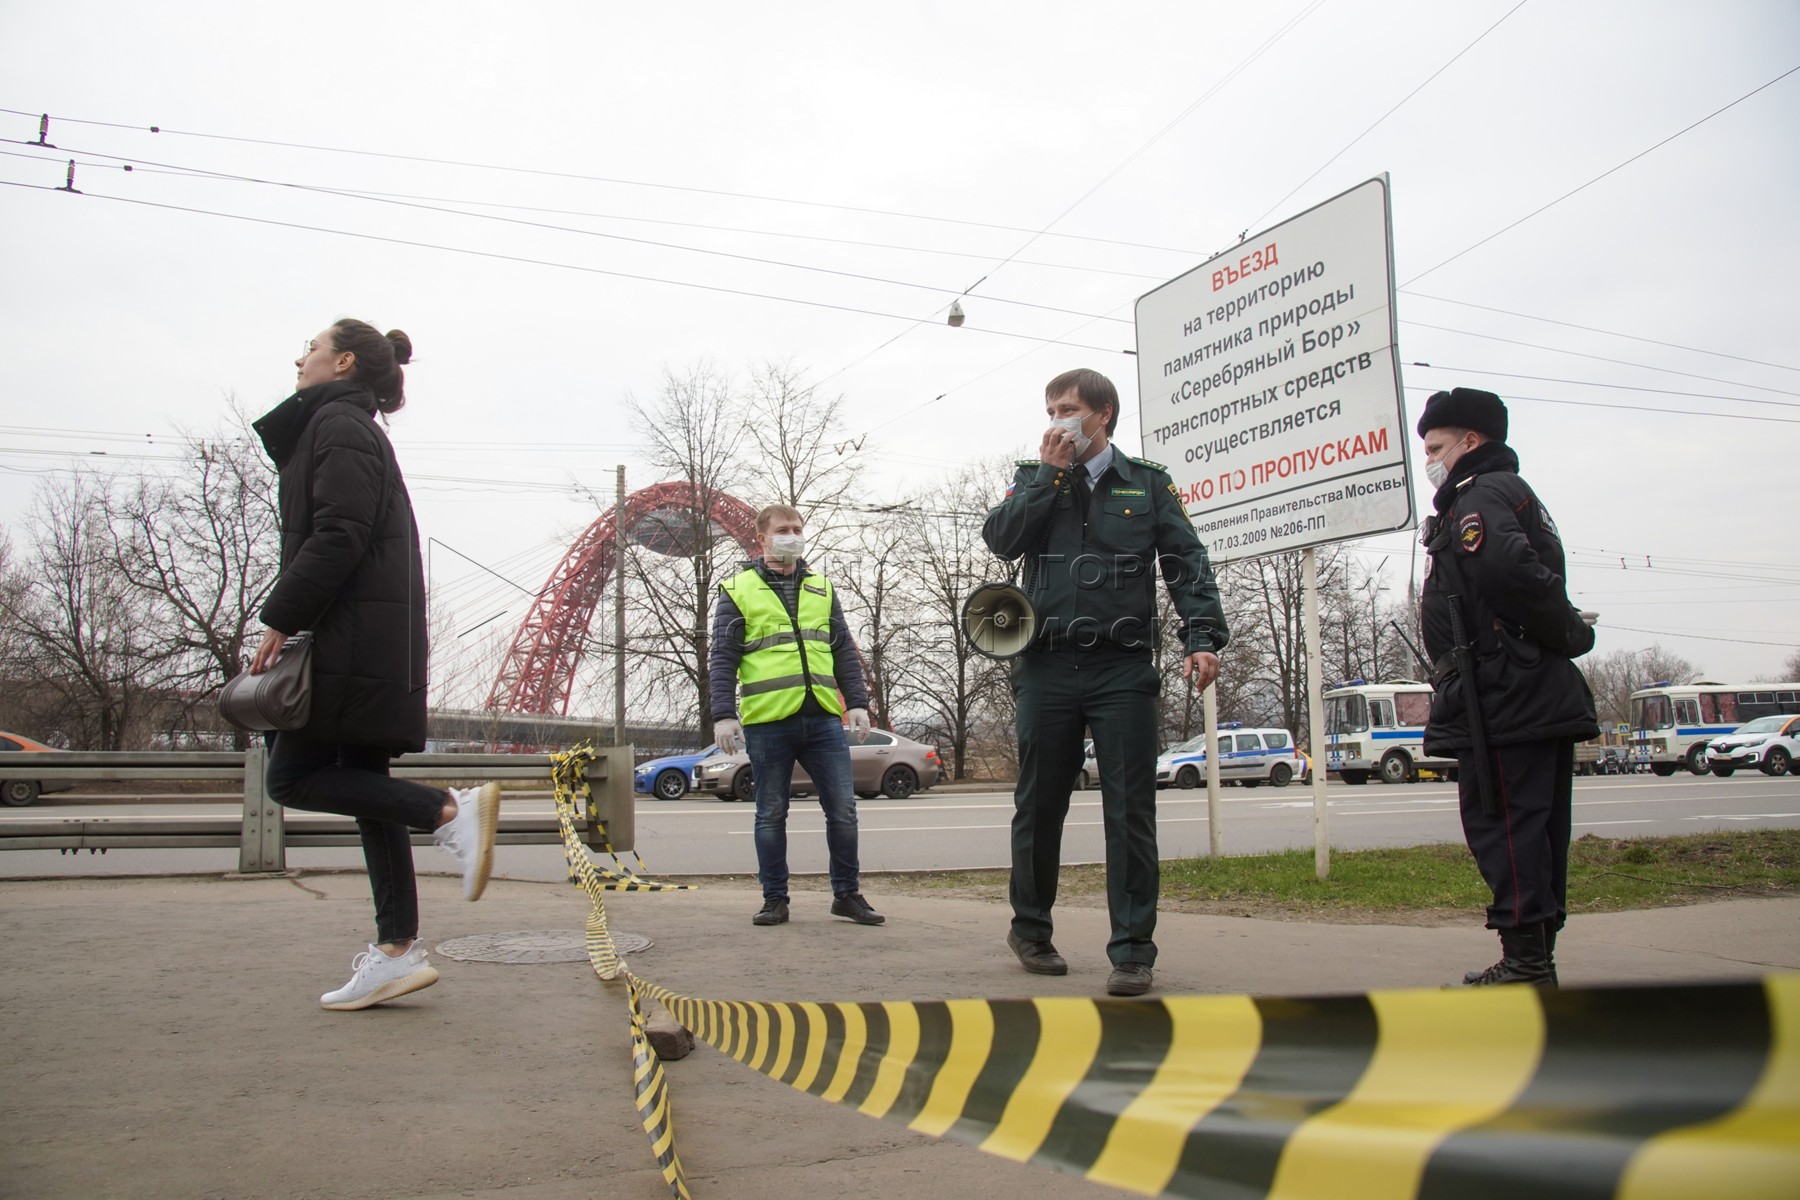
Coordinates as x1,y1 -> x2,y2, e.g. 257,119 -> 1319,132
482,481 -> 882,730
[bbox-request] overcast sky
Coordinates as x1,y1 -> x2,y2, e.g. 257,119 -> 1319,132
2,0 -> 1796,693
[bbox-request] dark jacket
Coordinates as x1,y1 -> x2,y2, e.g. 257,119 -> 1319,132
253,381 -> 428,752
982,453 -> 1228,656
1419,441 -> 1597,753
709,558 -> 870,721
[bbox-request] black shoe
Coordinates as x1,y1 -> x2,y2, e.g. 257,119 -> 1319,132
830,893 -> 885,925
752,899 -> 789,926
1006,931 -> 1068,976
1459,923 -> 1555,987
1106,961 -> 1154,997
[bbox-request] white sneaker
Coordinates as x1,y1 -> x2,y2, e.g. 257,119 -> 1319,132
320,943 -> 439,1011
435,782 -> 500,900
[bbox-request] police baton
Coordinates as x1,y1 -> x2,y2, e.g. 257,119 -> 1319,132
1444,593 -> 1500,817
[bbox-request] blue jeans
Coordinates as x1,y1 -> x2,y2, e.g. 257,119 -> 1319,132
744,714 -> 860,901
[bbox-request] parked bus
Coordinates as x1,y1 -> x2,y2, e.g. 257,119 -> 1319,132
1322,678 -> 1456,785
1629,681 -> 1800,775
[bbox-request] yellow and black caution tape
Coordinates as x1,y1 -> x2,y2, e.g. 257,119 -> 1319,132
551,745 -> 695,1198
625,973 -> 1800,1199
551,747 -> 1799,1198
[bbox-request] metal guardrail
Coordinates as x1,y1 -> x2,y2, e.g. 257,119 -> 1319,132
0,747 -> 634,873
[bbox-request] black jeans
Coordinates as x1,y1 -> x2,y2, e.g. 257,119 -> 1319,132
265,732 -> 446,945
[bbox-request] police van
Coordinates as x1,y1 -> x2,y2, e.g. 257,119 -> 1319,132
1322,678 -> 1456,785
1155,723 -> 1304,788
1629,680 -> 1800,775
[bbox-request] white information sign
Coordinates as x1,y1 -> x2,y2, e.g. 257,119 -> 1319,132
1135,176 -> 1413,563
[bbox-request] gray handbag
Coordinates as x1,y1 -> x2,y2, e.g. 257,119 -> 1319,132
217,631 -> 315,732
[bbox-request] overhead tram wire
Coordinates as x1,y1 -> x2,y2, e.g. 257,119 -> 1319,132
1403,364 -> 1800,410
1399,322 -> 1800,400
0,105 -> 1200,257
1397,383 -> 1800,426
0,143 -> 1134,328
814,0 -> 1331,389
0,178 -> 1129,357
1398,292 -> 1800,375
1241,0 -> 1531,233
1403,62 -> 1800,286
1601,624 -> 1800,649
11,107 -> 1787,392
177,175 -> 1177,283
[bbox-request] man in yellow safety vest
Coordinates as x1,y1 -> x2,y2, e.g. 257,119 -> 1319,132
710,503 -> 883,928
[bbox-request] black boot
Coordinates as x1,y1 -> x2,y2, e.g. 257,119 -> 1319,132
1459,923 -> 1556,987
1462,920 -> 1561,986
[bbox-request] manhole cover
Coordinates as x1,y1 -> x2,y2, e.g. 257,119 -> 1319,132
434,930 -> 653,964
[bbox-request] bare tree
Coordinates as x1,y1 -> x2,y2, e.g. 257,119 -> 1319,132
890,462 -> 1014,779
739,360 -> 861,560
100,405 -> 279,747
1782,647 -> 1800,682
623,362 -> 750,742
835,518 -> 915,731
1582,644 -> 1698,729
0,474 -> 180,749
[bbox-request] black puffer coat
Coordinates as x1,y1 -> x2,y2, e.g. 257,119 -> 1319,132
1419,441 -> 1598,753
253,381 -> 428,752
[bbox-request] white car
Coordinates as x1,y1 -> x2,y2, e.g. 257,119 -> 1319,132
1702,714 -> 1800,777
1155,725 -> 1303,788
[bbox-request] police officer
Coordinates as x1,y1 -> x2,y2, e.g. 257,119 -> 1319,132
983,368 -> 1228,996
1417,387 -> 1598,986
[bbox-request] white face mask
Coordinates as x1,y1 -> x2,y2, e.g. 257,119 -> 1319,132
1425,458 -> 1449,489
1050,413 -> 1092,455
766,533 -> 804,563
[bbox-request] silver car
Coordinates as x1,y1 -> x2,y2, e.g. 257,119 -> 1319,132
693,727 -> 942,801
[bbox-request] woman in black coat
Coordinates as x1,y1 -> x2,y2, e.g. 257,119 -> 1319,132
249,319 -> 498,1011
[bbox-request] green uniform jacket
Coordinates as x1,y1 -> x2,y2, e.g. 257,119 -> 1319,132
982,454 -> 1229,656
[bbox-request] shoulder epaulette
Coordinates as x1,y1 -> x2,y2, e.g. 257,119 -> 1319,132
1015,459 -> 1040,469
1128,455 -> 1167,472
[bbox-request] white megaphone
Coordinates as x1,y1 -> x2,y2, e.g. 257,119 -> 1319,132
961,581 -> 1039,660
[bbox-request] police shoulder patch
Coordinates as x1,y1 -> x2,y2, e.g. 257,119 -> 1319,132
1458,511 -> 1484,553
1539,504 -> 1560,538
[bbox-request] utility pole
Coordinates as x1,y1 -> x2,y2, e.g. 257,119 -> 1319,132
614,465 -> 626,747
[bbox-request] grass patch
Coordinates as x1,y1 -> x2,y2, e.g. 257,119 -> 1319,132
872,829 -> 1800,923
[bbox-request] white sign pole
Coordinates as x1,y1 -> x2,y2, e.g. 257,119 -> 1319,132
1203,683 -> 1221,857
1303,547 -> 1330,879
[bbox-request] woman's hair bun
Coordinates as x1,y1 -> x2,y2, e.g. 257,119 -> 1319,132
386,329 -> 414,366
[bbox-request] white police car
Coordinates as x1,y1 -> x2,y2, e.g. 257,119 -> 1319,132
1155,724 -> 1303,788
1702,714 -> 1800,777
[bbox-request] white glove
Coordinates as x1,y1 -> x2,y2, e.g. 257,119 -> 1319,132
714,718 -> 744,755
847,708 -> 871,743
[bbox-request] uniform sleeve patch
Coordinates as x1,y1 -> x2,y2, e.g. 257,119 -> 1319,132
1539,505 -> 1559,538
1458,511 -> 1484,553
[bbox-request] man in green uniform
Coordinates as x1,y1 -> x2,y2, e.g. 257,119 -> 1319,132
983,368 -> 1229,996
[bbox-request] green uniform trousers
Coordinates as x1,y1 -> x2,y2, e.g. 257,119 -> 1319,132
1009,649 -> 1162,966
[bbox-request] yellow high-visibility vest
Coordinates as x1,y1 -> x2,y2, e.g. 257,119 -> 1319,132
720,568 -> 843,725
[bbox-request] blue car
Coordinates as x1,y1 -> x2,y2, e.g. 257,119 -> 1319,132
635,746 -> 721,800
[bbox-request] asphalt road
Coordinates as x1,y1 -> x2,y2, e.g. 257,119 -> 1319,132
4,773 -> 1797,882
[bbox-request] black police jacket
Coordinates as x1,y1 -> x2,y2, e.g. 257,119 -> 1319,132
253,381 -> 429,753
1419,441 -> 1598,753
982,452 -> 1228,656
